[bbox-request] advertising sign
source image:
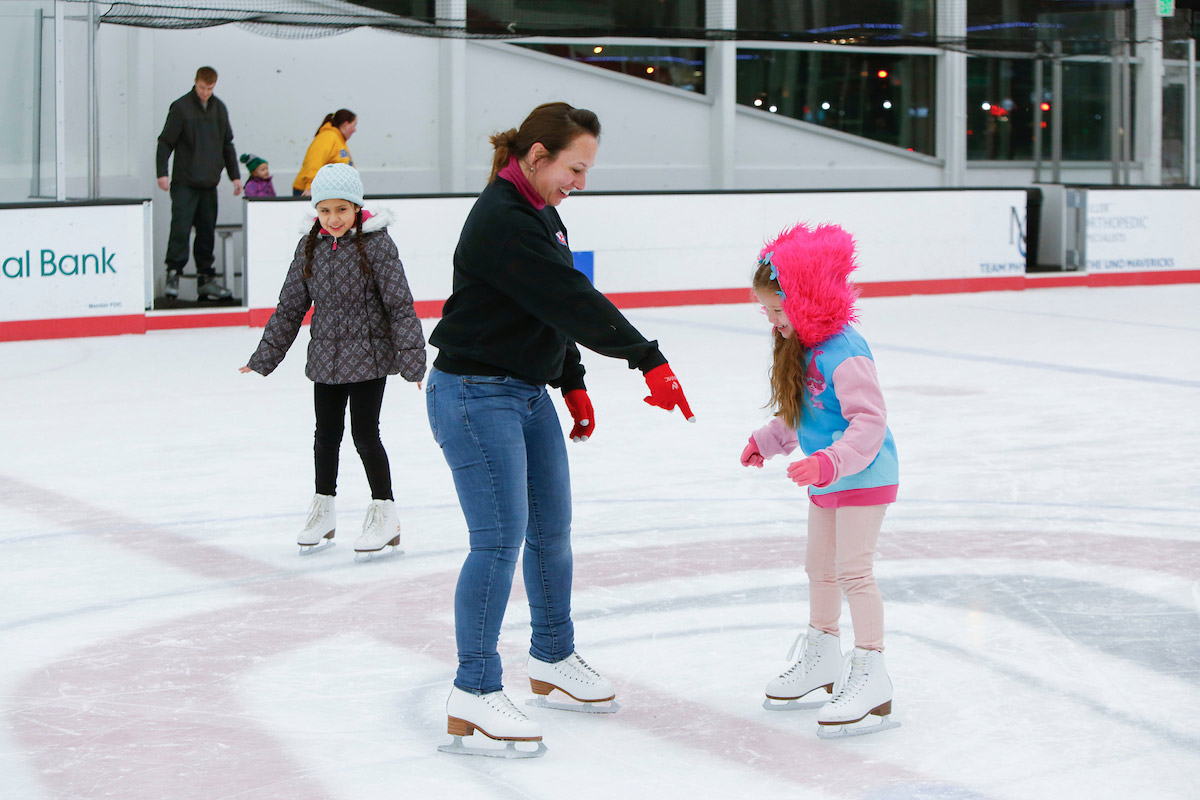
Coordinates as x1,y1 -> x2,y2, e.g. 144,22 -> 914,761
1086,189 -> 1197,274
0,202 -> 150,338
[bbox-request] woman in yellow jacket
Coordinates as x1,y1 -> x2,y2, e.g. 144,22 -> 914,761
292,109 -> 357,197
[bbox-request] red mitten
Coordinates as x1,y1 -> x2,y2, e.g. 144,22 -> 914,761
741,435 -> 764,468
787,454 -> 834,487
564,389 -> 594,442
642,363 -> 696,421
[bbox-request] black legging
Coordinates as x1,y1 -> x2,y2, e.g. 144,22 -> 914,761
313,377 -> 393,500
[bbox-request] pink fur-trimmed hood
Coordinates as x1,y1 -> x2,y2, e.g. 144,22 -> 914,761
759,222 -> 861,348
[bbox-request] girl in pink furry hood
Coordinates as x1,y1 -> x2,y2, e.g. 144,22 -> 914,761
742,222 -> 901,740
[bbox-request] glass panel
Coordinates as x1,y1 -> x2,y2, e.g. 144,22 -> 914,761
1060,60 -> 1120,160
967,56 -> 1038,160
737,49 -> 936,155
736,0 -> 935,45
515,44 -> 705,93
967,0 -> 1124,55
467,0 -> 705,37
1162,64 -> 1188,185
0,0 -> 55,202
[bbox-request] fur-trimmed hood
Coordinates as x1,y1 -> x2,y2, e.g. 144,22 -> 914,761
759,222 -> 861,348
297,206 -> 396,236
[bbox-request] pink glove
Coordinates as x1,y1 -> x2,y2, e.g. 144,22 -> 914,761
741,435 -> 764,468
787,454 -> 829,487
564,389 -> 594,442
643,363 -> 696,421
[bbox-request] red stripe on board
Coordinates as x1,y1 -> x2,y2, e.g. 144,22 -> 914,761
145,310 -> 251,330
4,270 -> 1197,340
857,276 -> 1027,297
0,314 -> 144,341
1087,268 -> 1200,287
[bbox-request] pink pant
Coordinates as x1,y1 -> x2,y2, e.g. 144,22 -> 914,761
805,503 -> 888,651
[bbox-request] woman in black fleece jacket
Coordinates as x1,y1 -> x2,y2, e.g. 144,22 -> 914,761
427,102 -> 694,757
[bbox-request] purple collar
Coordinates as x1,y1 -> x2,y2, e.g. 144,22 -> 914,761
497,155 -> 546,210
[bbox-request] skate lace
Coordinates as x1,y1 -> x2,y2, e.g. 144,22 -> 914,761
564,653 -> 602,681
830,652 -> 869,704
484,691 -> 530,721
304,498 -> 327,529
362,502 -> 382,532
780,632 -> 815,679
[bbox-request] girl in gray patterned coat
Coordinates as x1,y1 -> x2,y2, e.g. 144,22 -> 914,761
241,163 -> 426,556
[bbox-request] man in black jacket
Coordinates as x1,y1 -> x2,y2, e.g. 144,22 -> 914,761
156,66 -> 242,301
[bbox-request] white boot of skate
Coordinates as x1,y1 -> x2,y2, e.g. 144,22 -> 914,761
763,626 -> 842,710
527,652 -> 619,713
297,494 -> 336,554
816,647 -> 900,738
353,499 -> 402,559
437,687 -> 546,758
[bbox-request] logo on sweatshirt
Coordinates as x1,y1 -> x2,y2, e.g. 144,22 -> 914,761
555,231 -> 567,246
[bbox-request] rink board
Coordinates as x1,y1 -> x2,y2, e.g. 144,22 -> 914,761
243,188 -> 1030,316
0,201 -> 150,340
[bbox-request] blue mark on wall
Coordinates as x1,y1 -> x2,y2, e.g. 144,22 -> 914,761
572,250 -> 594,284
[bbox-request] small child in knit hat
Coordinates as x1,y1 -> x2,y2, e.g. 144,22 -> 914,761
240,153 -> 276,198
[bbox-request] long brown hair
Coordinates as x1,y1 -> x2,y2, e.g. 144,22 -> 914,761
317,109 -> 356,137
753,260 -> 808,431
302,209 -> 370,280
487,102 -> 601,183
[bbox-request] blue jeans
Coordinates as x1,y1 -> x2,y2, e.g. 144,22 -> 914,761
426,368 -> 575,694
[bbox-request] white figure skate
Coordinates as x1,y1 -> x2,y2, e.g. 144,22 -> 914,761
816,647 -> 901,739
526,652 -> 619,714
353,499 -> 402,561
763,626 -> 842,711
437,687 -> 547,758
297,494 -> 336,555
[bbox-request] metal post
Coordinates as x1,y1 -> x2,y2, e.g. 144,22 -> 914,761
54,0 -> 66,200
1121,15 -> 1132,186
1188,37 -> 1196,186
32,8 -> 43,198
1052,41 -> 1062,184
87,0 -> 99,198
436,0 -> 466,193
1111,36 -> 1121,183
1033,50 -> 1043,182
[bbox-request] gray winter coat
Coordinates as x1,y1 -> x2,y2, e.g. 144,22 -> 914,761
248,209 -> 427,384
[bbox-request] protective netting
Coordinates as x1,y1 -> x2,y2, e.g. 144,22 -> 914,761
93,0 -> 1172,53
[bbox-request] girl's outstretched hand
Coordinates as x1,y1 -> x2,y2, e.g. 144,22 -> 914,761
741,436 -> 764,467
643,363 -> 696,422
787,455 -> 822,487
564,389 -> 594,442
238,365 -> 252,374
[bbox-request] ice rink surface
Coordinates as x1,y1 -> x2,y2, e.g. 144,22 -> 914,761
2,284 -> 1198,800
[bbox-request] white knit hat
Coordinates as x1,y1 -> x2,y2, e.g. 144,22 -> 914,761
310,163 -> 364,208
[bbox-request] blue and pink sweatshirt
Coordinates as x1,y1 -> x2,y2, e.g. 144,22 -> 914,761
752,324 -> 898,509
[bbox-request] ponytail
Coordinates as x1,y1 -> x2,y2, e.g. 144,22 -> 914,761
488,128 -> 520,183
486,102 -> 601,184
353,211 -> 371,277
317,108 -> 357,137
301,219 -> 322,280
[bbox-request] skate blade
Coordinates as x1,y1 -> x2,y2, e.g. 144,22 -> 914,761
437,735 -> 547,759
816,716 -> 900,739
762,696 -> 829,711
353,545 -> 404,563
526,695 -> 620,715
298,540 -> 336,556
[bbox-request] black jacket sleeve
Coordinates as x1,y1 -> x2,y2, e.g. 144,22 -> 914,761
486,207 -> 666,375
